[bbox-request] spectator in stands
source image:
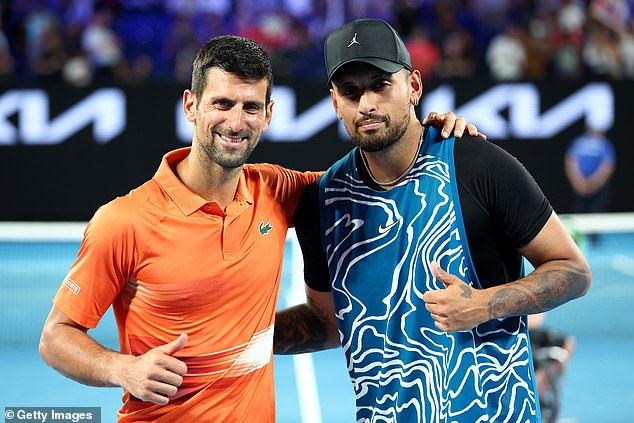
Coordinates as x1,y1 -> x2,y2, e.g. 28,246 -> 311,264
522,25 -> 551,80
486,22 -> 527,80
23,1 -> 61,77
81,7 -> 127,81
405,25 -> 440,80
551,30 -> 584,78
60,17 -> 93,87
0,27 -> 15,79
4,0 -> 634,82
583,16 -> 625,78
165,15 -> 199,84
619,20 -> 634,79
29,24 -> 67,80
564,127 -> 616,215
548,4 -> 585,79
437,28 -> 477,78
558,0 -> 586,36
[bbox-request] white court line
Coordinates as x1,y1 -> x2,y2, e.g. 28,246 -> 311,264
3,213 -> 631,240
612,254 -> 634,278
560,212 -> 634,233
0,222 -> 86,241
286,229 -> 322,423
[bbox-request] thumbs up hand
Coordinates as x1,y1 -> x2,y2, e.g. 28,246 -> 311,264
422,262 -> 489,332
119,334 -> 188,405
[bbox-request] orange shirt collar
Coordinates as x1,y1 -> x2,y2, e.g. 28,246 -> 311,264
153,147 -> 254,216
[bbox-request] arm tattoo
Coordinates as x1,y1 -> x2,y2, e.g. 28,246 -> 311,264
274,304 -> 330,355
487,261 -> 590,320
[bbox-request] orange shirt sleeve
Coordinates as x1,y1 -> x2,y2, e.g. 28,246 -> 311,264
257,164 -> 323,225
53,199 -> 137,328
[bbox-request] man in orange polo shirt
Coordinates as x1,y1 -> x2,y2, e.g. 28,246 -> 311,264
38,35 -> 480,422
39,35 -> 318,422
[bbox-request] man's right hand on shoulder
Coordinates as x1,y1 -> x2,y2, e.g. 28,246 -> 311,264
119,334 -> 188,405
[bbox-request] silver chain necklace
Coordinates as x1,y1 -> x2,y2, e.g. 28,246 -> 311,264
359,131 -> 424,188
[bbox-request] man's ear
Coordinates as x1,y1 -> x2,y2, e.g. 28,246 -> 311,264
262,100 -> 275,132
183,90 -> 196,123
330,88 -> 342,119
409,69 -> 423,107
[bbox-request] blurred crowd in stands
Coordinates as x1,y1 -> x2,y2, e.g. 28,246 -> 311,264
1,0 -> 633,86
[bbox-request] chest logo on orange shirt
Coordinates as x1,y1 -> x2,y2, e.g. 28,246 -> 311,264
259,221 -> 273,236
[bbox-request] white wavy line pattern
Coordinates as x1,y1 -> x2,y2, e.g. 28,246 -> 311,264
322,153 -> 538,423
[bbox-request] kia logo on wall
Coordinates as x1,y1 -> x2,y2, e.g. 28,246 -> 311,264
0,88 -> 126,145
0,82 -> 614,146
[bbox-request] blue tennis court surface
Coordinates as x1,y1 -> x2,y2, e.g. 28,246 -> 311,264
1,231 -> 633,422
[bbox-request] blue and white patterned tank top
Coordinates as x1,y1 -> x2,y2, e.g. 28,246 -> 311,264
319,126 -> 540,422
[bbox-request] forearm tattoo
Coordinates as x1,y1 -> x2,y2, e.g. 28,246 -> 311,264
487,261 -> 590,320
274,304 -> 330,355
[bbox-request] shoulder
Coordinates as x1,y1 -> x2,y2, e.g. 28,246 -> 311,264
245,164 -> 323,221
454,136 -> 532,180
455,136 -> 552,248
86,180 -> 164,245
244,163 -> 322,186
455,135 -> 517,162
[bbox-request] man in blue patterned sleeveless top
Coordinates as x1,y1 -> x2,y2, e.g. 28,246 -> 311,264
275,18 -> 591,423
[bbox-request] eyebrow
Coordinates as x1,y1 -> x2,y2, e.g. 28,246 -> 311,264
209,96 -> 265,109
244,100 -> 265,109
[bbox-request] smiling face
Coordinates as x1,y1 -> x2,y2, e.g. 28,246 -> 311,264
330,62 -> 419,153
183,67 -> 273,170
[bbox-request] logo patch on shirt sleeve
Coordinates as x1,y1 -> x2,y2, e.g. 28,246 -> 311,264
63,277 -> 81,295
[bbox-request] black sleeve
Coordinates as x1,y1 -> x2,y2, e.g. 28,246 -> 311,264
294,139 -> 553,291
293,179 -> 332,292
455,136 -> 553,287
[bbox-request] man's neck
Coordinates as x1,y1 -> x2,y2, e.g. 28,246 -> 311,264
176,150 -> 242,211
361,122 -> 424,188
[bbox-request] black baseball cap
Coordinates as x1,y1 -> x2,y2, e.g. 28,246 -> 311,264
325,18 -> 412,84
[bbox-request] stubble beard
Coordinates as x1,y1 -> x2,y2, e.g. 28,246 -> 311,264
349,112 -> 410,153
199,126 -> 258,170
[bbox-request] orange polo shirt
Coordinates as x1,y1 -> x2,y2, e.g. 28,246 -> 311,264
53,147 -> 321,422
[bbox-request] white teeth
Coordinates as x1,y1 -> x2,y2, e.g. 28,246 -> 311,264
219,134 -> 243,143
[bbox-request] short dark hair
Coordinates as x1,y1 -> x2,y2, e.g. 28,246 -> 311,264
191,35 -> 273,105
